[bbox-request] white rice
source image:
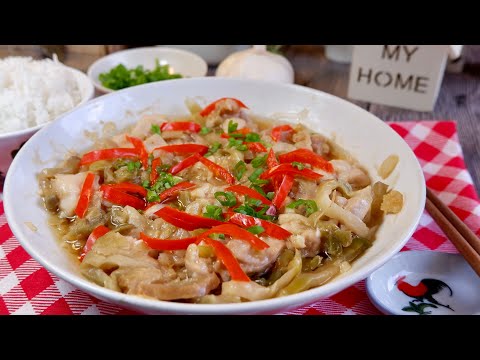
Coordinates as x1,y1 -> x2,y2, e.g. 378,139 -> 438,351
0,56 -> 83,134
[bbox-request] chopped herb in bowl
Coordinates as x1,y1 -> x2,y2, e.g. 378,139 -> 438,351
99,59 -> 182,90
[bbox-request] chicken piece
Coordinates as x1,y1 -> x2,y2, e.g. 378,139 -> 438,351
189,184 -> 226,202
290,178 -> 318,201
148,218 -> 191,239
123,206 -> 148,236
111,133 -> 132,148
311,134 -> 330,157
278,214 -> 321,257
143,133 -> 167,153
161,131 -> 194,142
344,186 -> 373,221
123,273 -> 220,301
129,115 -> 164,139
205,99 -> 244,128
184,199 -> 218,217
185,244 -> 213,276
272,141 -> 297,155
50,172 -> 88,217
81,232 -> 160,272
81,232 -> 218,300
331,159 -> 371,188
292,125 -> 312,150
226,237 -> 285,275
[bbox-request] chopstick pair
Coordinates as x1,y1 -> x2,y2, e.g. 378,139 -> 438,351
425,188 -> 480,276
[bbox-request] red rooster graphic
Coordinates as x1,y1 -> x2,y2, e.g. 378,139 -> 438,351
396,276 -> 454,311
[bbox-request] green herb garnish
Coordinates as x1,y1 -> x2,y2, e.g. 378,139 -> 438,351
233,161 -> 247,181
151,124 -> 161,135
234,203 -> 274,221
292,162 -> 305,170
200,126 -> 212,135
146,189 -> 160,202
205,142 -> 221,157
266,192 -> 275,200
228,137 -> 247,151
209,233 -> 225,240
203,205 -> 225,221
250,184 -> 267,197
228,120 -> 238,133
214,191 -> 237,207
99,59 -> 182,91
126,161 -> 142,172
247,225 -> 265,235
287,199 -> 318,216
251,154 -> 267,168
248,168 -> 269,186
245,133 -> 261,142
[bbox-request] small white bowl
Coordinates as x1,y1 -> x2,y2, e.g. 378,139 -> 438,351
4,78 -> 425,314
87,47 -> 208,94
366,251 -> 480,315
0,65 -> 94,177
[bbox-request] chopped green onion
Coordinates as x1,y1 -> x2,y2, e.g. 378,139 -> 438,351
250,184 -> 267,197
266,192 -> 275,200
245,197 -> 262,207
200,126 -> 212,135
292,162 -> 305,170
247,225 -> 265,235
233,161 -> 247,181
205,142 -> 221,157
146,189 -> 160,202
248,168 -> 269,186
209,233 -> 226,240
127,161 -> 142,172
151,124 -> 161,135
245,133 -> 261,142
228,120 -> 238,133
203,205 -> 225,221
214,191 -> 237,207
251,154 -> 267,168
287,199 -> 318,216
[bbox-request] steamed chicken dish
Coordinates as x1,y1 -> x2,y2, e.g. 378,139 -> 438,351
38,97 -> 403,303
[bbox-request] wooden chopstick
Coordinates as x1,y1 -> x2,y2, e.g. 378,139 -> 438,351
425,189 -> 480,277
427,188 -> 480,254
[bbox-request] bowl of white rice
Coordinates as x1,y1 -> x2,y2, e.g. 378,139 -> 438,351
0,56 -> 94,178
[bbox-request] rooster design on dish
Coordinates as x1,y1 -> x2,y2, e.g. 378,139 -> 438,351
396,276 -> 454,315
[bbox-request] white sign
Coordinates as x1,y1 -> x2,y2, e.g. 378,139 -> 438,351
347,45 -> 449,111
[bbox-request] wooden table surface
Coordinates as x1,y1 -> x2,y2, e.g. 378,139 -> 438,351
1,45 -> 479,194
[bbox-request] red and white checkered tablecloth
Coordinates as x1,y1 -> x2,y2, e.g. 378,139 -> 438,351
0,121 -> 479,315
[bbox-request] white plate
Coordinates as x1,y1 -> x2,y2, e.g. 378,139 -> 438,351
3,78 -> 426,314
366,251 -> 480,315
87,47 -> 208,94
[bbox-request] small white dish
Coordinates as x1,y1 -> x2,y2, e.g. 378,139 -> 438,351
366,251 -> 480,315
87,47 -> 208,94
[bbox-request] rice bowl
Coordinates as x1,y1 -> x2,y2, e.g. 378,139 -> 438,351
0,57 -> 94,176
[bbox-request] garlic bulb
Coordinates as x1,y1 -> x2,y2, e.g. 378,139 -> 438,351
216,45 -> 294,83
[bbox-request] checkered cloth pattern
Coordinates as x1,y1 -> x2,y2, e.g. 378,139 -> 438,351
0,121 -> 478,315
